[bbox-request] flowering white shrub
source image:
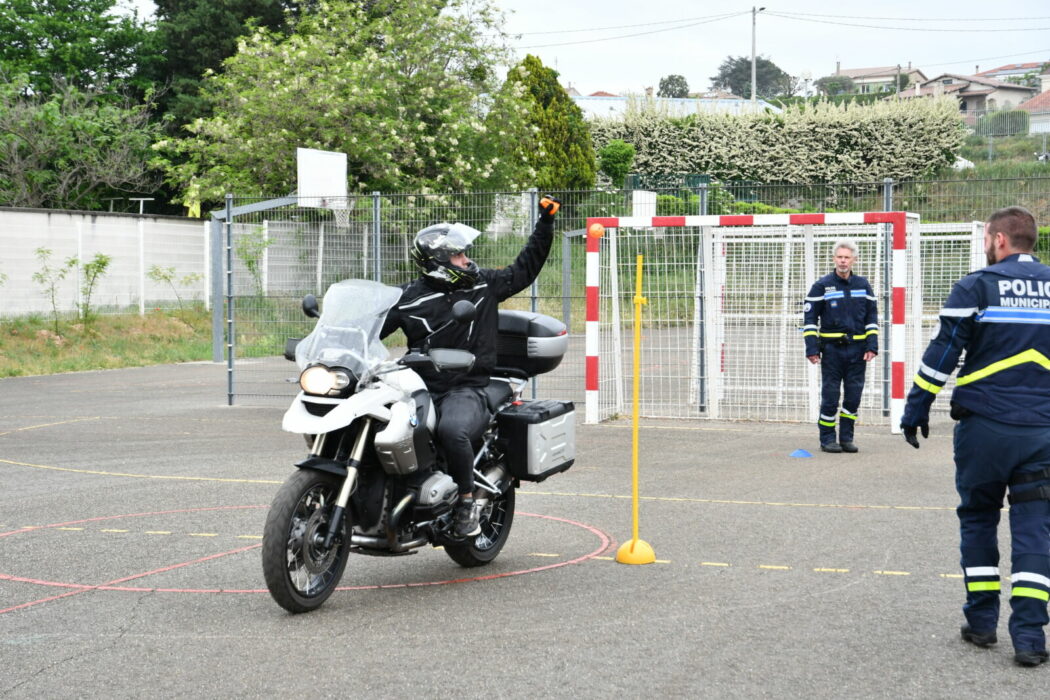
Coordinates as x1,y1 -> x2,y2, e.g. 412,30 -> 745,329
589,98 -> 965,183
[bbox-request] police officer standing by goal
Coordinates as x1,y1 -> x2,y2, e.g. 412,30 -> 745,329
901,206 -> 1050,668
803,240 -> 879,453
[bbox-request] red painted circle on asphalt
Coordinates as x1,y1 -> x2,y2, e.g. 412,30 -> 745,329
0,506 -> 613,614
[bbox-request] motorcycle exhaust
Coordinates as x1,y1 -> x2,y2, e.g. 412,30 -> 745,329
386,493 -> 416,552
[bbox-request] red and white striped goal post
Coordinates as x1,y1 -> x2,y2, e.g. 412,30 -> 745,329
583,212 -> 913,430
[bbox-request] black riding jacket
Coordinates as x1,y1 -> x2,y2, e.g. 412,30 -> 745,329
381,218 -> 554,395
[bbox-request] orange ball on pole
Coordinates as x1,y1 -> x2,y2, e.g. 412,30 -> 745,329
587,222 -> 605,238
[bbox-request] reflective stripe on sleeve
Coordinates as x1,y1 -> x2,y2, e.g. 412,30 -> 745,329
913,374 -> 942,394
940,306 -> 978,317
919,362 -> 951,383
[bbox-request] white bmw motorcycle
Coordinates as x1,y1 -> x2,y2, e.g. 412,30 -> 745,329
262,279 -> 575,613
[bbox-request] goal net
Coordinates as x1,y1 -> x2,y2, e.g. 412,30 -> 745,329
585,213 -> 983,430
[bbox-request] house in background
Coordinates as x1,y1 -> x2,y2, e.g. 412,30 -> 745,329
1018,73 -> 1050,135
833,63 -> 927,94
898,73 -> 1038,116
975,62 -> 1050,84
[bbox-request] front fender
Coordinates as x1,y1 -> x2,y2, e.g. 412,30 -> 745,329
282,384 -> 401,434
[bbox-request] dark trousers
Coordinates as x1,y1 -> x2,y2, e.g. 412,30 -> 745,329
818,342 -> 866,444
434,387 -> 489,494
954,414 -> 1050,652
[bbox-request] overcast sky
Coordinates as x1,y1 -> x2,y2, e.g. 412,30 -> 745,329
130,0 -> 1049,95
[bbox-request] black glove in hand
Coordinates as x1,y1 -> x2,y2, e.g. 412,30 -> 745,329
539,195 -> 561,220
901,421 -> 929,449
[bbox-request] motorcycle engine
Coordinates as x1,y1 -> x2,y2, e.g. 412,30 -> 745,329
413,472 -> 457,518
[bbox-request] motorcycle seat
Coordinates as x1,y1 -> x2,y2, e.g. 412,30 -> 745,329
483,379 -> 514,412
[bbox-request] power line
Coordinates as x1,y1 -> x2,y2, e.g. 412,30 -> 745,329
767,11 -> 1050,33
515,11 -> 746,35
515,11 -> 748,49
923,49 -> 1050,70
771,11 -> 1050,22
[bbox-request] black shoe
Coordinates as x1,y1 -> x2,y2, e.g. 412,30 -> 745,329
839,442 -> 859,453
820,443 -> 843,453
454,497 -> 481,538
960,624 -> 997,648
1014,650 -> 1049,667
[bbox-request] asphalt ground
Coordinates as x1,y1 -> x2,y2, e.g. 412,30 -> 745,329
0,363 -> 1047,698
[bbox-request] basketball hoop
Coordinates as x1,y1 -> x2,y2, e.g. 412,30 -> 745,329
326,196 -> 352,228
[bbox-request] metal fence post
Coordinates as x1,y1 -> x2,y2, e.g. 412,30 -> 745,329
528,188 -> 538,398
225,194 -> 235,406
372,191 -> 382,282
562,232 -> 571,330
881,177 -> 893,417
210,216 -> 224,363
695,181 -> 708,409
698,182 -> 709,216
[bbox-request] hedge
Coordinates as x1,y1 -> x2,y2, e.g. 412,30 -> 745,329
589,98 -> 965,184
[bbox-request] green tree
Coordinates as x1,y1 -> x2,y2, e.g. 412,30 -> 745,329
141,1 -> 294,129
814,74 -> 857,96
503,54 -> 595,192
658,74 -> 689,98
598,139 -> 635,188
0,0 -> 152,95
155,0 -> 535,206
709,56 -> 791,99
0,79 -> 163,209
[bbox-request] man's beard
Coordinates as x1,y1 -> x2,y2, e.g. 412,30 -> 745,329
985,243 -> 997,266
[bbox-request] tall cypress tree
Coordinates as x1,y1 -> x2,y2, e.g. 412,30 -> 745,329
506,54 -> 595,192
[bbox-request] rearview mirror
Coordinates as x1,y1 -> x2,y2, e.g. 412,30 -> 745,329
302,294 -> 320,318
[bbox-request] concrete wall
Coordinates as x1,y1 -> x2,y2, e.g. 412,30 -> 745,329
0,208 -> 209,317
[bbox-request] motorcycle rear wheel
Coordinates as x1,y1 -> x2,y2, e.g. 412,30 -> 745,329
444,485 -> 515,567
262,469 -> 351,613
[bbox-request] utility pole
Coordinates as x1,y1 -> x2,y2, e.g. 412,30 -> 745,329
895,64 -> 901,100
751,6 -> 766,109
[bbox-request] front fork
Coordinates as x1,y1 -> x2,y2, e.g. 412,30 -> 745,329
320,417 -> 372,549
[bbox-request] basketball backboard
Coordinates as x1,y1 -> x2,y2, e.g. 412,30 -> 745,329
296,147 -> 348,209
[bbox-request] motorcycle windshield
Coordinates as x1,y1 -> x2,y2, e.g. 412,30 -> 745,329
294,279 -> 404,375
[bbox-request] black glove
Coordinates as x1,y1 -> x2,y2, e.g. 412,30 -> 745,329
539,195 -> 561,221
901,421 -> 929,449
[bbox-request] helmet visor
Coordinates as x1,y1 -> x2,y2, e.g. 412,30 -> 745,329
416,223 -> 481,264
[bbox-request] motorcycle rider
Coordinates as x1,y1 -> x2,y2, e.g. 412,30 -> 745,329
381,196 -> 561,537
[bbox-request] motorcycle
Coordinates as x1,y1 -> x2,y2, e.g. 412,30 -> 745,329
262,279 -> 576,613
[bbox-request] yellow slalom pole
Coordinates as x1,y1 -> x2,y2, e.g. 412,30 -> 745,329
616,254 -> 656,565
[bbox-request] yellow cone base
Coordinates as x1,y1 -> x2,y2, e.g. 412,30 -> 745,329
615,538 -> 656,565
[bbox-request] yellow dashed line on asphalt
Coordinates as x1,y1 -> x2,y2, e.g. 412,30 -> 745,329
236,535 -> 263,540
0,457 -> 281,485
56,527 -> 84,531
759,565 -> 792,570
188,533 -> 218,537
814,568 -> 850,573
145,531 -> 172,535
700,562 -> 730,567
0,416 -> 101,437
941,573 -> 964,579
875,570 -> 911,576
529,553 -> 560,558
522,490 -> 953,512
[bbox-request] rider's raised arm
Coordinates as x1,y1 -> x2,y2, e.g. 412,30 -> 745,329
492,196 -> 559,302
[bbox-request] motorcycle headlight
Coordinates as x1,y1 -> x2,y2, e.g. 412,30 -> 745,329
299,365 -> 353,396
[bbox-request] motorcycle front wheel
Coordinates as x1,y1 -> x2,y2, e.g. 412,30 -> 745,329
262,469 -> 351,613
444,485 -> 516,567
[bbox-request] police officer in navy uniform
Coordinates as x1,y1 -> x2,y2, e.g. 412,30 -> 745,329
901,206 -> 1050,668
381,197 -> 560,538
803,240 -> 879,453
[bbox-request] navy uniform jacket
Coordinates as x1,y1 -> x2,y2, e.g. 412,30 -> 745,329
380,218 -> 553,395
802,272 -> 879,356
903,253 -> 1050,426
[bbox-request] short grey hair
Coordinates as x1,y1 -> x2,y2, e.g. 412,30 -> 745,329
833,239 -> 858,258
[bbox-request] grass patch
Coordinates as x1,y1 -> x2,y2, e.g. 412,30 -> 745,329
0,308 -> 213,377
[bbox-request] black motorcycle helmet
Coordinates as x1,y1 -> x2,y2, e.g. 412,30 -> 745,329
410,222 -> 482,289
